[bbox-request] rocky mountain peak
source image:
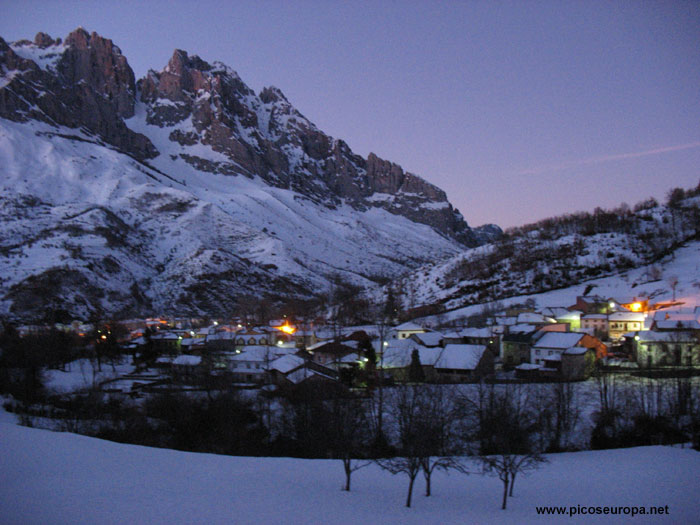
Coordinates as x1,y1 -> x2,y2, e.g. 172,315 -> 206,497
365,152 -> 446,201
61,28 -> 135,118
0,28 -> 503,319
33,31 -> 58,48
259,86 -> 289,104
165,49 -> 212,75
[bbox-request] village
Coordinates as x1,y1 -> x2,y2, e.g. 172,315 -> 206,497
12,291 -> 699,399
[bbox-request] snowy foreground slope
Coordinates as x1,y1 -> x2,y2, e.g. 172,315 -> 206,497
1,419 -> 698,524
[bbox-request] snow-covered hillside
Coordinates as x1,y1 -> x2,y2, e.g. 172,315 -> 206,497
0,118 -> 463,319
1,418 -> 698,524
385,196 -> 700,316
414,240 -> 700,326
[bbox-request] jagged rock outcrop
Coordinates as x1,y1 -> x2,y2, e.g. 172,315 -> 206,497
137,48 -> 478,244
0,29 -> 155,159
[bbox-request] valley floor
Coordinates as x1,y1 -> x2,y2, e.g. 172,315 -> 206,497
1,414 -> 698,524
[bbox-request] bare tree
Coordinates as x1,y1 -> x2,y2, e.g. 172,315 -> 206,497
369,303 -> 393,452
667,275 -> 679,302
417,385 -> 466,497
548,382 -> 581,451
591,368 -> 623,449
326,393 -> 372,491
376,386 -> 425,508
469,383 -> 547,510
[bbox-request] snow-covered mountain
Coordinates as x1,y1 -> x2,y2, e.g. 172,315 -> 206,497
0,29 -> 499,320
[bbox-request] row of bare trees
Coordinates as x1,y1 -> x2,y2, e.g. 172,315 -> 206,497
277,382 -> 556,510
312,375 -> 700,510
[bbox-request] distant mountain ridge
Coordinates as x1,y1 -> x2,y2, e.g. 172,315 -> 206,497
0,28 -> 500,320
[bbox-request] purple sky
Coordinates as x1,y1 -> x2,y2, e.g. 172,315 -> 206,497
2,1 -> 699,229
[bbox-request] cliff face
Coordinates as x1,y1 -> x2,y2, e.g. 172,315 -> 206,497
1,30 -> 481,245
137,48 -> 479,245
0,29 -> 156,159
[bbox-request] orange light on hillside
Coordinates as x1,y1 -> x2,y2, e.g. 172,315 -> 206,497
630,302 -> 642,312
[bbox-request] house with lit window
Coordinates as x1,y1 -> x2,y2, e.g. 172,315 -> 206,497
234,330 -> 270,348
569,295 -> 609,314
608,311 -> 645,340
390,322 -> 426,340
609,296 -> 649,313
542,307 -> 582,331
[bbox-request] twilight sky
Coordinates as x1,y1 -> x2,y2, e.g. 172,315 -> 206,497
2,1 -> 699,229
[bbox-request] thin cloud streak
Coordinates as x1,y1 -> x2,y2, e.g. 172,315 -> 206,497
517,141 -> 700,176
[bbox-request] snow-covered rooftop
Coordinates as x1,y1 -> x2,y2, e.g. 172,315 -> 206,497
533,332 -> 584,349
410,332 -> 444,347
609,312 -> 645,322
172,355 -> 202,366
636,330 -> 698,343
269,354 -> 305,373
434,344 -> 487,370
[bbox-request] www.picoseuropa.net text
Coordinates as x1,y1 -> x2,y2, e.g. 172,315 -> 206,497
535,504 -> 670,517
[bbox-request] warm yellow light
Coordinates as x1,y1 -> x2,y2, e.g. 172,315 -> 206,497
275,322 -> 296,334
630,302 -> 642,312
100,335 -> 107,340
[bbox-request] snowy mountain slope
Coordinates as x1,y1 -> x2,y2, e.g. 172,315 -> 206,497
383,196 -> 700,316
2,419 -> 699,524
0,29 -> 499,319
0,118 -> 467,319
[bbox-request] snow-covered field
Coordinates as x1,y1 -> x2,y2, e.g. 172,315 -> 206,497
43,358 -> 137,393
1,416 -> 698,524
